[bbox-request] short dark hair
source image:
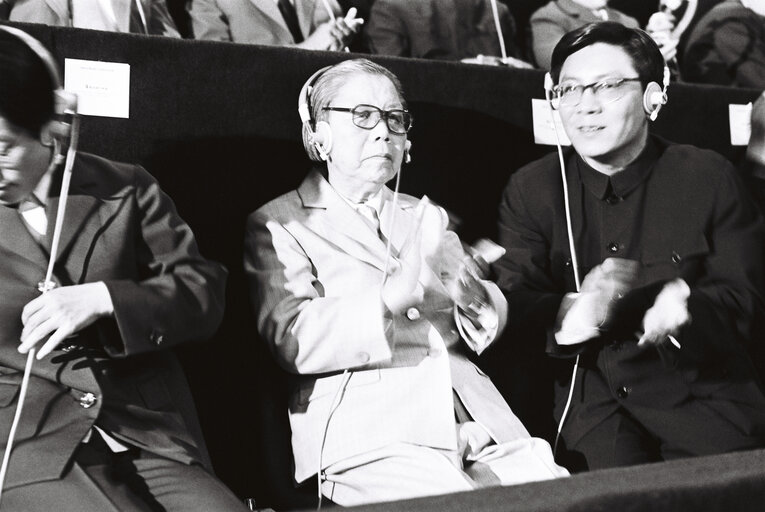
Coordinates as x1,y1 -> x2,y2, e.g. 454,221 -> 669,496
550,22 -> 664,88
0,30 -> 56,138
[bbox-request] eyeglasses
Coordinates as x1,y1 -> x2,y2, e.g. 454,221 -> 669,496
322,104 -> 413,135
552,77 -> 642,108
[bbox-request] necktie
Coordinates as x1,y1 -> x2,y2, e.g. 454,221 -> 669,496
358,203 -> 383,240
277,0 -> 304,43
129,0 -> 148,34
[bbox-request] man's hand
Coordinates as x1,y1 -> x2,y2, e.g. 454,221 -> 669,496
446,257 -> 490,322
646,11 -> 679,62
579,257 -> 639,323
637,278 -> 690,347
19,282 -> 114,359
556,258 -> 639,345
300,8 -> 363,51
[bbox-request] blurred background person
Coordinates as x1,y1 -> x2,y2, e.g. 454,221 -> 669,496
741,91 -> 765,214
5,0 -> 181,36
189,0 -> 362,50
530,0 -> 639,69
530,0 -> 680,70
682,0 -> 765,88
244,58 -> 567,507
364,0 -> 532,67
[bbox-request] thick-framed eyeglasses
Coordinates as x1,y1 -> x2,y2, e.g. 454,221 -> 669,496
552,77 -> 642,108
322,104 -> 413,135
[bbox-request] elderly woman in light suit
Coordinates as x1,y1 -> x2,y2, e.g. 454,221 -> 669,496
244,58 -> 567,507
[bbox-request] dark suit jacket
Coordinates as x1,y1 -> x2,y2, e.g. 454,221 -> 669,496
682,0 -> 765,89
529,0 -> 639,69
0,152 -> 226,488
364,0 -> 521,60
494,139 -> 765,418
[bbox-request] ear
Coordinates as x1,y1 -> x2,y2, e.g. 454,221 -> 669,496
312,120 -> 333,160
643,81 -> 667,121
39,120 -> 56,147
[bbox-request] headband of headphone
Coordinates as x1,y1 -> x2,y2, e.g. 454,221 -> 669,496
0,25 -> 77,118
298,65 -> 333,128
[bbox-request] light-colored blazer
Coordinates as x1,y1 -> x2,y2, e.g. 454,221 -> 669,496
530,0 -> 639,69
245,169 -> 529,484
189,0 -> 340,44
9,0 -> 180,36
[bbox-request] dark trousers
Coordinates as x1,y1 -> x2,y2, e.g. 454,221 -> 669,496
2,434 -> 248,511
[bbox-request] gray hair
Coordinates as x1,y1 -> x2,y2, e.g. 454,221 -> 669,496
301,58 -> 407,162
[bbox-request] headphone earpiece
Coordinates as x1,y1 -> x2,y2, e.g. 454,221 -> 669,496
312,120 -> 332,161
404,140 -> 412,164
643,65 -> 670,121
544,72 -> 560,110
544,72 -> 561,110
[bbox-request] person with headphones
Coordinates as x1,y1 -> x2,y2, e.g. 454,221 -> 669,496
244,58 -> 567,507
494,22 -> 765,471
0,27 -> 247,510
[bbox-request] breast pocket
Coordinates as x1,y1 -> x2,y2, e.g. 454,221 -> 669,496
642,236 -> 709,283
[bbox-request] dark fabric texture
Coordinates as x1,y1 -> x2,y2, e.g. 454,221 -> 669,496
683,0 -> 765,88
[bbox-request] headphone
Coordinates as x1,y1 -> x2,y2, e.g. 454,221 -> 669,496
298,65 -> 334,162
297,64 -> 412,163
0,25 -> 78,143
544,65 -> 670,121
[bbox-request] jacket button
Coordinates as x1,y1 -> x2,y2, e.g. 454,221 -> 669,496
79,392 -> 97,409
616,386 -> 630,399
405,307 -> 420,321
150,332 -> 164,345
671,251 -> 682,264
607,242 -> 619,254
605,194 -> 622,205
356,352 -> 370,364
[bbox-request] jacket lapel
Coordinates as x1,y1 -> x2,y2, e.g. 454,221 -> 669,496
44,157 -> 103,285
249,0 -> 293,41
44,0 -> 70,24
299,170 -> 391,271
0,206 -> 49,271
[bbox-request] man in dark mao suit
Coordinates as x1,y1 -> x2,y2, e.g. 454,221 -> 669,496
0,27 -> 247,511
495,22 -> 765,471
